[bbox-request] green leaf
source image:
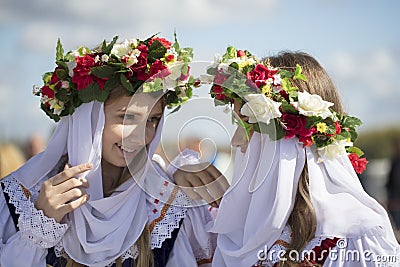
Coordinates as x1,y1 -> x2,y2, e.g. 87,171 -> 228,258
91,65 -> 115,79
104,76 -> 121,91
347,146 -> 364,156
294,64 -> 306,81
120,74 -> 134,92
229,62 -> 239,70
56,38 -> 64,61
181,63 -> 189,76
55,89 -> 68,102
207,67 -> 218,76
148,40 -> 167,63
172,30 -> 180,52
223,46 -> 237,60
278,69 -> 294,79
55,68 -> 68,80
95,87 -> 110,102
143,78 -> 163,92
101,40 -> 108,53
78,82 -> 98,103
280,102 -> 298,114
105,36 -> 119,54
42,72 -> 53,84
342,116 -> 362,128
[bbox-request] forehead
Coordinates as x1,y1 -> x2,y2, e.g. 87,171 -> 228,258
106,92 -> 164,115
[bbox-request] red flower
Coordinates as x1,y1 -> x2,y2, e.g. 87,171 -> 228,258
237,50 -> 246,57
165,54 -> 175,62
180,66 -> 190,81
50,68 -> 62,89
348,153 -> 368,174
148,37 -> 172,49
334,121 -> 342,134
41,86 -> 54,99
214,71 -> 228,85
282,113 -> 316,145
212,85 -> 226,101
246,64 -> 278,88
72,55 -> 108,90
149,59 -> 170,79
130,46 -> 149,81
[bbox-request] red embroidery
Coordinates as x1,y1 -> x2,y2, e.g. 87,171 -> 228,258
164,181 -> 169,187
153,208 -> 158,214
154,199 -> 159,204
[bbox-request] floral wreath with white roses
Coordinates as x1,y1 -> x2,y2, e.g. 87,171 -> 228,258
33,33 -> 199,122
207,46 -> 368,174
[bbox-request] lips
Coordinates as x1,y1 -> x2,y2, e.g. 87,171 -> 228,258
116,144 -> 136,154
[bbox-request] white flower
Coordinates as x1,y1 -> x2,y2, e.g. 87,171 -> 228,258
111,42 -> 131,58
94,55 -> 100,63
122,55 -> 138,67
240,94 -> 282,124
273,74 -> 282,85
128,38 -> 138,47
317,139 -> 353,161
70,50 -> 80,57
61,81 -> 69,89
292,91 -> 334,119
101,54 -> 109,62
167,62 -> 183,80
32,85 -> 41,95
49,99 -> 65,116
131,49 -> 141,57
67,61 -> 77,77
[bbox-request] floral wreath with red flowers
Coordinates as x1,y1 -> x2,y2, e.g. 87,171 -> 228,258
206,46 -> 368,174
33,33 -> 199,122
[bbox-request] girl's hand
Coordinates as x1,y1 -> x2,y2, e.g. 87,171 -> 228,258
34,163 -> 92,223
173,162 -> 229,207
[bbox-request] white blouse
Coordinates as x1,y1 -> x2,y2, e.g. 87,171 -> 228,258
0,153 -> 216,267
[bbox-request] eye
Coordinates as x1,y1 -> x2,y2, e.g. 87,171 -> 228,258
121,114 -> 135,121
148,116 -> 162,123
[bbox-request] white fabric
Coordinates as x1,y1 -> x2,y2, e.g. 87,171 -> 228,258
257,225 -> 400,266
211,132 -> 400,267
3,100 -> 164,267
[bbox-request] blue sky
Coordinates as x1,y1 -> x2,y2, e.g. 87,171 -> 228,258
0,0 -> 399,142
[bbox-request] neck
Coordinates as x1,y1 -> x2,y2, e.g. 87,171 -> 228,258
101,160 -> 124,197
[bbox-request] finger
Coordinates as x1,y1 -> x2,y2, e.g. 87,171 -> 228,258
51,163 -> 93,186
54,177 -> 89,194
205,165 -> 230,192
188,175 -> 214,204
58,187 -> 88,204
59,194 -> 90,215
174,173 -> 200,200
196,171 -> 224,202
64,163 -> 71,171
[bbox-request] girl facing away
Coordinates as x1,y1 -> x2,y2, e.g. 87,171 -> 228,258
0,35 -> 224,267
205,49 -> 400,266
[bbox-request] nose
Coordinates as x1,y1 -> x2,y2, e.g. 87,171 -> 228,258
231,126 -> 250,153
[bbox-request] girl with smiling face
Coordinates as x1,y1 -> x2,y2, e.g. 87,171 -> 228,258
0,36 -> 219,267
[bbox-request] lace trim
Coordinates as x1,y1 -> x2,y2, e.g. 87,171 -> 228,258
1,175 -> 69,248
193,237 -> 216,262
150,188 -> 190,249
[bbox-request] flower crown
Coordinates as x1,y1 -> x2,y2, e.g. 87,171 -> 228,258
34,34 -> 199,122
207,46 -> 368,174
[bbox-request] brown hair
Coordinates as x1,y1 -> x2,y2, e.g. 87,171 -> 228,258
268,52 -> 344,266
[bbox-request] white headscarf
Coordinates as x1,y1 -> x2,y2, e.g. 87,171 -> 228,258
211,132 -> 398,267
13,99 -> 165,267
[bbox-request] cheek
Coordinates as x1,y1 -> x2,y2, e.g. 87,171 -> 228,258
103,124 -> 123,146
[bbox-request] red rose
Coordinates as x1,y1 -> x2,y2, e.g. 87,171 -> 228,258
41,86 -> 54,99
148,37 -> 172,49
348,153 -> 368,174
180,66 -> 191,81
50,68 -> 61,87
212,85 -> 226,101
130,48 -> 149,81
149,59 -> 170,79
165,54 -> 175,62
334,121 -> 342,134
72,55 -> 108,90
282,113 -> 315,142
237,50 -> 246,57
214,71 -> 228,85
246,64 -> 278,88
